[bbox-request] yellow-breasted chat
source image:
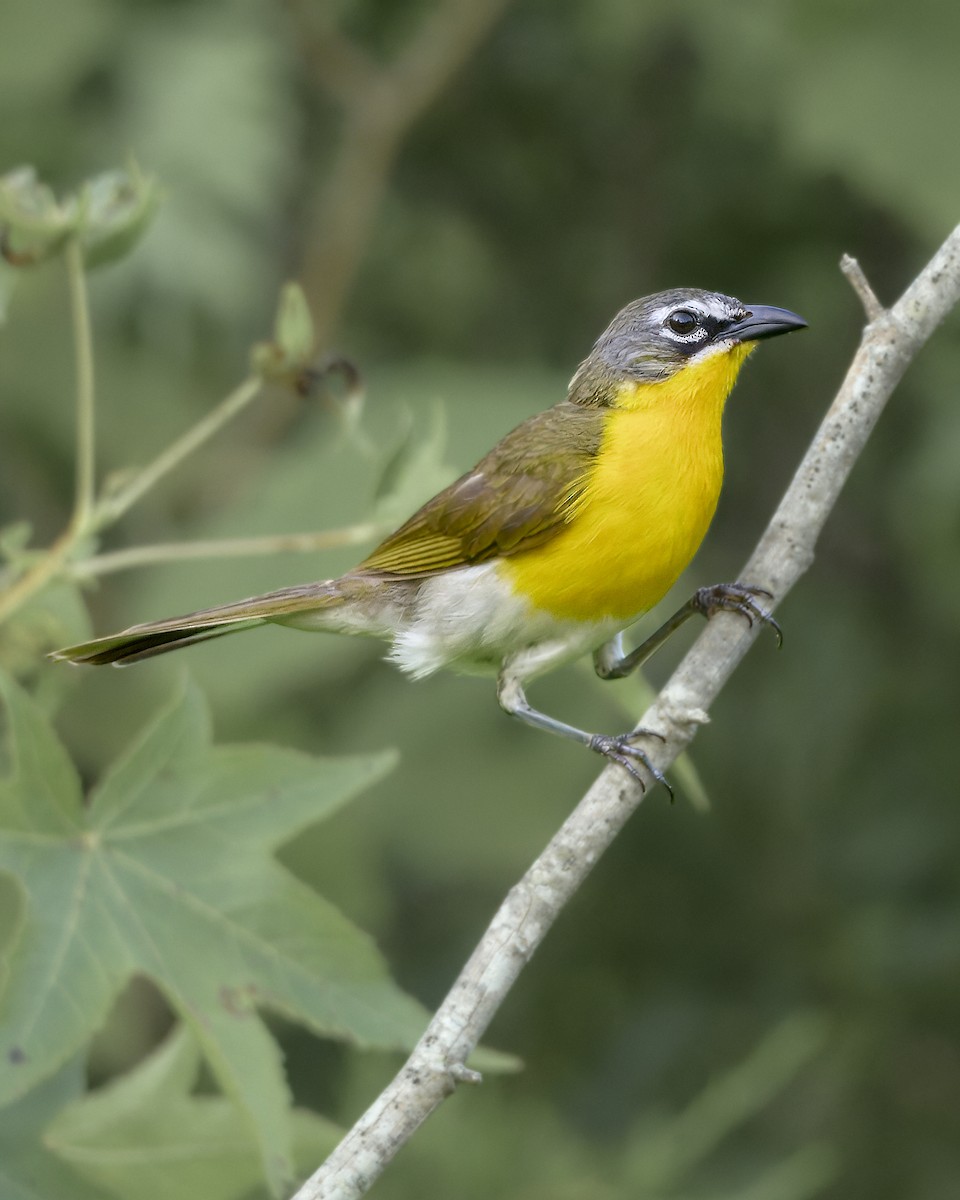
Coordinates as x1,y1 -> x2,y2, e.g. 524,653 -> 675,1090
52,289 -> 807,785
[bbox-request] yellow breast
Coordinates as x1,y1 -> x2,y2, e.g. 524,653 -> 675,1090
500,343 -> 754,622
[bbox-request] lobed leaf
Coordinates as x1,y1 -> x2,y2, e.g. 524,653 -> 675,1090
0,672 -> 426,1194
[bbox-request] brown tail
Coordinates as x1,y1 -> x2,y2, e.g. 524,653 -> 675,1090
50,580 -> 345,666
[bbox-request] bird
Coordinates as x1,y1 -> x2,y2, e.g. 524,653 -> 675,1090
52,289 -> 806,787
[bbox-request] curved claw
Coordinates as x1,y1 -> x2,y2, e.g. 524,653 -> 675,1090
693,582 -> 783,648
588,731 -> 674,801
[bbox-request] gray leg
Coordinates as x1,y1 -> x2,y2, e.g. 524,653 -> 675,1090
497,661 -> 670,795
594,582 -> 781,681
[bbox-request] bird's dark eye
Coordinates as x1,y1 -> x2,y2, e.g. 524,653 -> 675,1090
667,309 -> 699,335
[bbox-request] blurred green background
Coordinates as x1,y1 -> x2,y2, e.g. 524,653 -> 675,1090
2,0 -> 959,1197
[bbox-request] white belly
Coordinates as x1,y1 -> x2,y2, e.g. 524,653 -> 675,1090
388,562 -> 622,680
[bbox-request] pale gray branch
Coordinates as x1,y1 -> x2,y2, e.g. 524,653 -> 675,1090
840,253 -> 884,321
291,223 -> 960,1200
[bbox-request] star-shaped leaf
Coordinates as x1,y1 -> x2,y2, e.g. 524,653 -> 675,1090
0,1057 -> 112,1200
0,671 -> 428,1195
46,1024 -> 342,1200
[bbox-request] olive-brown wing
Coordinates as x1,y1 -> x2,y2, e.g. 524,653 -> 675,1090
359,402 -> 604,577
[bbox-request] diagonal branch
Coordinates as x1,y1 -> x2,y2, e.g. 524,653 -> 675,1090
291,222 -> 960,1200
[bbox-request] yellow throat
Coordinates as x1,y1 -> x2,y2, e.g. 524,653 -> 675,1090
501,341 -> 756,622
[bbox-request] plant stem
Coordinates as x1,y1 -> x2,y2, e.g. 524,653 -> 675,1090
0,529 -> 75,624
93,375 -> 264,527
0,354 -> 264,624
65,237 -> 97,535
0,240 -> 98,625
72,521 -> 387,579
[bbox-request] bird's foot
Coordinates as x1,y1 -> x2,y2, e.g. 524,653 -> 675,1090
588,728 -> 673,800
693,582 -> 783,646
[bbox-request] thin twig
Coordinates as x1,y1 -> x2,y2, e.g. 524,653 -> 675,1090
92,376 -> 263,527
0,241 -> 99,624
0,528 -> 75,625
840,253 -> 884,321
72,521 -> 388,579
0,373 -> 265,624
65,237 -> 96,533
291,222 -> 960,1200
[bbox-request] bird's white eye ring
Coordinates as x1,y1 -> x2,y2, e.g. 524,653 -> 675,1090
667,309 -> 699,335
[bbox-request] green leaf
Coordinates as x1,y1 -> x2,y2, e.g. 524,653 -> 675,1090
0,1058 -> 114,1200
0,164 -> 159,270
79,164 -> 161,269
47,1024 -> 342,1200
251,282 -> 317,385
274,282 -> 314,366
0,167 -> 73,265
0,672 -> 426,1195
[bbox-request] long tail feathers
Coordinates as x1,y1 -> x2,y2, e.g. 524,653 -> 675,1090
50,580 -> 344,666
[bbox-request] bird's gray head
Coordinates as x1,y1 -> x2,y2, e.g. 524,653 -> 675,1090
569,288 -> 807,401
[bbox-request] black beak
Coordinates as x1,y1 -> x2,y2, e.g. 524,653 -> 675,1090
724,304 -> 808,342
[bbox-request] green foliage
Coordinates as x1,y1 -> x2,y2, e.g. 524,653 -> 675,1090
0,672 -> 425,1194
0,1028 -> 343,1200
0,1058 -> 114,1200
0,165 -> 159,270
47,1026 -> 342,1200
251,283 -> 317,385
